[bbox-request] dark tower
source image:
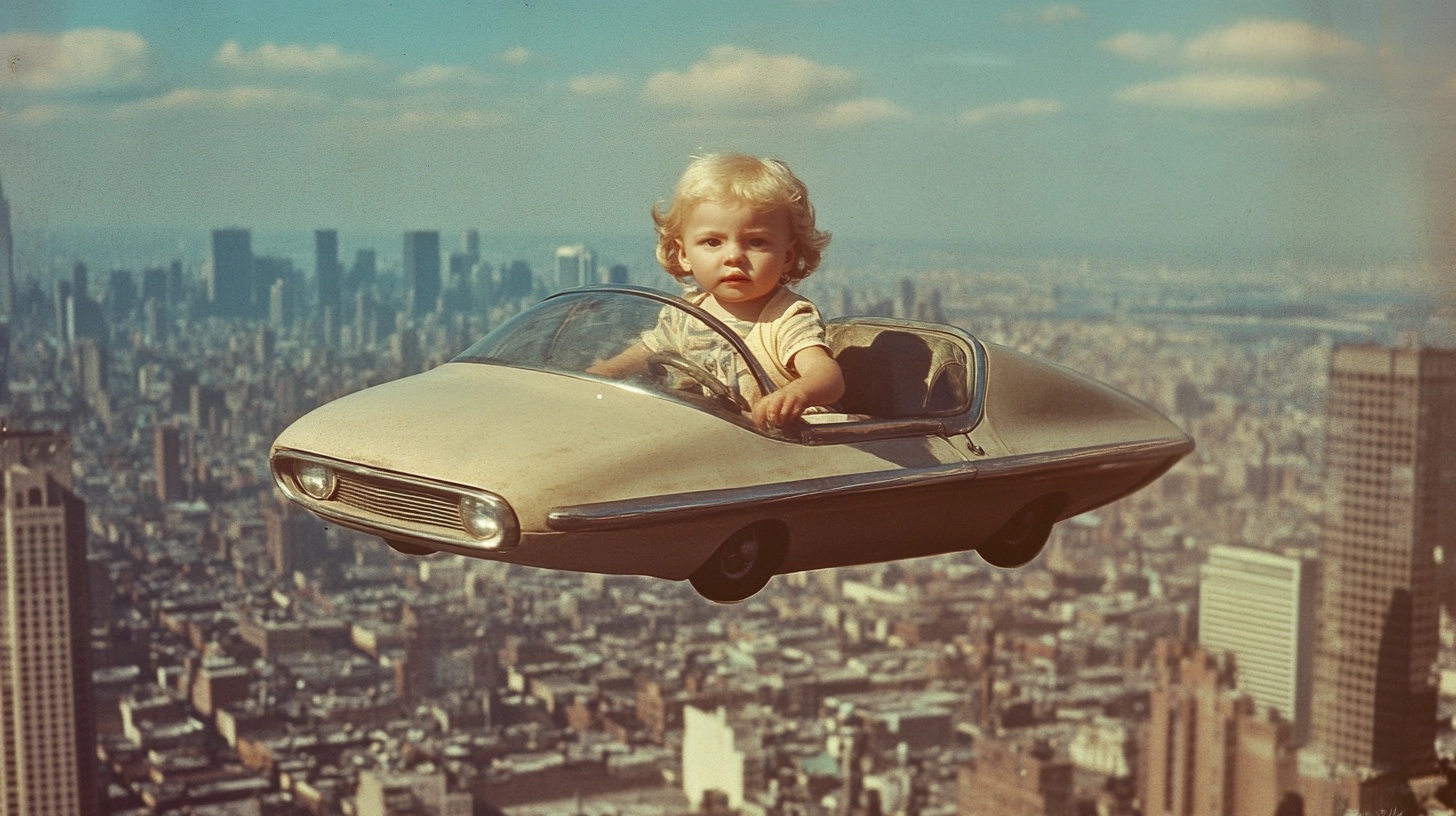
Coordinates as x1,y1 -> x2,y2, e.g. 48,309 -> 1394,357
315,229 -> 341,324
1309,345 -> 1456,773
403,231 -> 441,319
209,228 -> 253,317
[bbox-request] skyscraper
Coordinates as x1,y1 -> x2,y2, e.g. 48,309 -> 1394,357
315,229 -> 341,322
209,228 -> 253,317
1140,640 -> 1300,816
0,430 -> 99,815
1199,544 -> 1317,743
0,171 -> 13,323
403,231 -> 441,319
1309,344 -> 1456,773
555,244 -> 595,290
154,423 -> 184,504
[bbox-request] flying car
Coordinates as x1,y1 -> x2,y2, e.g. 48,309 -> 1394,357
269,285 -> 1192,603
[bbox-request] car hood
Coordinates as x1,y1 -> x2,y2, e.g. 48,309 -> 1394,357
271,362 -> 905,526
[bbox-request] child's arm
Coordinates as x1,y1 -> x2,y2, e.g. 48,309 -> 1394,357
751,346 -> 845,429
587,342 -> 653,378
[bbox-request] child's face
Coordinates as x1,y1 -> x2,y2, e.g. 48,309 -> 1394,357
676,199 -> 795,312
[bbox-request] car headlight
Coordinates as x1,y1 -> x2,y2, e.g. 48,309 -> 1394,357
460,495 -> 510,547
296,462 -> 338,500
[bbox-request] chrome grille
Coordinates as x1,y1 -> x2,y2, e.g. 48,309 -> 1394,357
334,472 -> 460,529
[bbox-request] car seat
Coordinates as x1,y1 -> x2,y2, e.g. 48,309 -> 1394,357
827,324 -> 970,419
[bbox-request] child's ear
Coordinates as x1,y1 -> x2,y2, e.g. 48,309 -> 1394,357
675,239 -> 691,272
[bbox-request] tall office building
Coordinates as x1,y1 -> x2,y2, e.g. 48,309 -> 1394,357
153,423 -> 185,504
1141,640 -> 1300,816
555,244 -> 595,290
0,431 -> 99,815
315,229 -> 341,322
403,231 -> 441,319
1199,544 -> 1317,743
0,171 -> 13,323
1309,344 -> 1456,773
209,228 -> 253,317
461,228 -> 480,261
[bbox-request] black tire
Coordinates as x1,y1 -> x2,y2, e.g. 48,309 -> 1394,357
384,538 -> 436,556
978,497 -> 1059,568
689,521 -> 787,603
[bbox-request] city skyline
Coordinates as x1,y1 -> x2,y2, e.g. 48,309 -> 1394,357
2,2 -> 1455,273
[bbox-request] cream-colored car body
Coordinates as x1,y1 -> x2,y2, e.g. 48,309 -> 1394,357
270,287 -> 1192,599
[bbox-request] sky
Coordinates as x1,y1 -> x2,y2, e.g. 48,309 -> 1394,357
2,0 -> 1454,269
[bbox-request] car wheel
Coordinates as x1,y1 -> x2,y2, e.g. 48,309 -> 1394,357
384,538 -> 436,556
977,496 -> 1059,568
689,521 -> 787,603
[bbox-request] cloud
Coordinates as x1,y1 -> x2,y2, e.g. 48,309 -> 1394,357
397,65 -> 491,89
1099,31 -> 1177,62
501,47 -> 531,65
643,46 -> 855,112
1183,19 -> 1365,64
1115,73 -> 1327,109
115,86 -> 326,116
568,74 -> 624,95
0,28 -> 149,92
213,41 -> 376,74
1004,4 -> 1085,26
959,98 -> 1063,125
818,97 -> 911,127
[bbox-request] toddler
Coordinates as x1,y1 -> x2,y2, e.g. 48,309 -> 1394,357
601,153 -> 843,428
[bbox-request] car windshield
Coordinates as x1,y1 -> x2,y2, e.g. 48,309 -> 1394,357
453,287 -> 771,424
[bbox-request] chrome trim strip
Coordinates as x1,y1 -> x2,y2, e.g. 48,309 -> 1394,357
545,435 -> 1192,533
270,449 -> 521,552
800,418 -> 948,444
546,461 -> 978,532
972,437 -> 1194,478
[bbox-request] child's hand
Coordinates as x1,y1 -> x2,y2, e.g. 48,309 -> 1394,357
752,386 -> 812,429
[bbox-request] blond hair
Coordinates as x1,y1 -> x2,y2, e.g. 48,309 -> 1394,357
653,153 -> 831,284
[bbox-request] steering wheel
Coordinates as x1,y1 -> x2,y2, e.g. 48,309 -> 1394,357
646,351 -> 749,412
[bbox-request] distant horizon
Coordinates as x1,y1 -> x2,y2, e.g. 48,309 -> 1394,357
8,223 -> 1430,281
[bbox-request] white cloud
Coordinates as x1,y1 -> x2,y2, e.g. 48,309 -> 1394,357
115,86 -> 325,116
1182,19 -> 1364,64
959,98 -> 1063,125
568,74 -> 624,95
643,45 -> 854,112
213,41 -> 376,74
1004,4 -> 1085,26
1115,73 -> 1327,110
1099,31 -> 1177,62
397,65 -> 491,89
818,97 -> 910,127
0,28 -> 148,92
501,47 -> 531,65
